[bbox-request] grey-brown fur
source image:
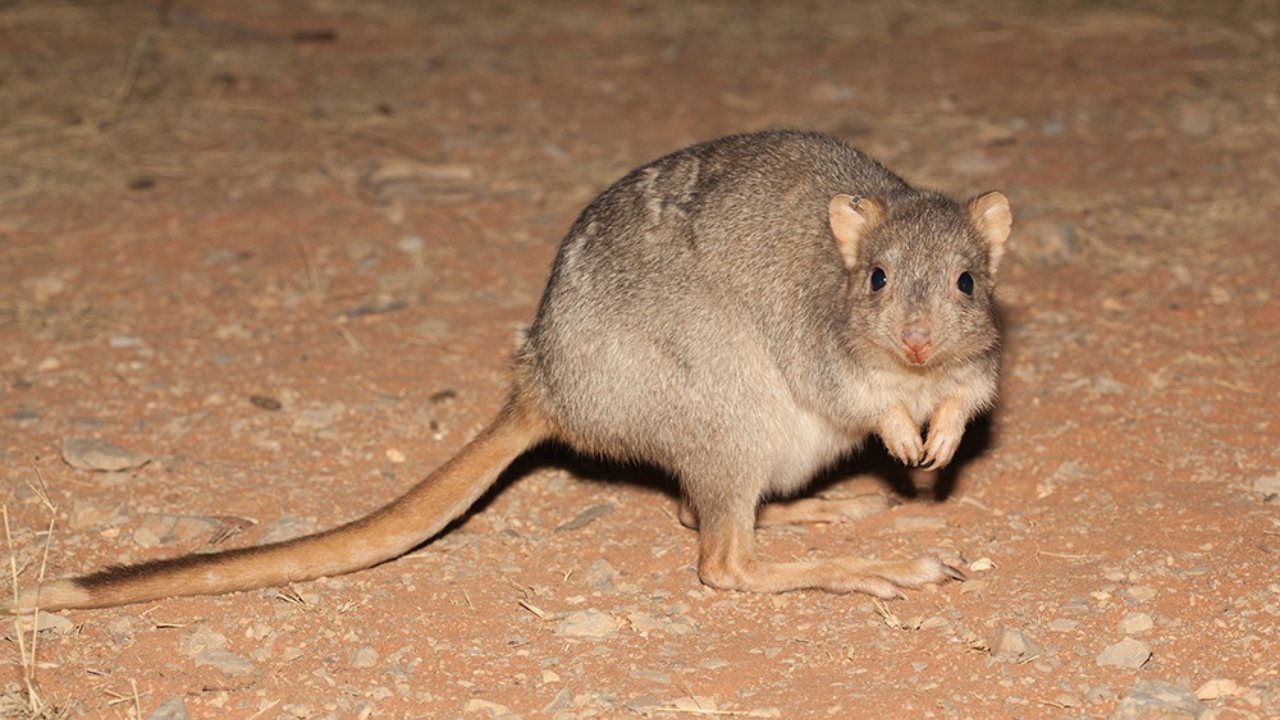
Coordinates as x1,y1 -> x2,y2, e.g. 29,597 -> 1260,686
515,130 -> 1002,522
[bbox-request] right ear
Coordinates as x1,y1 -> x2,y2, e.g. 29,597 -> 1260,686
967,190 -> 1013,275
829,193 -> 885,269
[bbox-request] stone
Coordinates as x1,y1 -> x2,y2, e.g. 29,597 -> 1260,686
581,559 -> 619,593
1195,678 -> 1243,700
555,503 -> 614,532
180,626 -> 229,657
193,648 -> 255,677
352,645 -> 379,669
1117,612 -> 1153,635
462,698 -> 511,716
68,500 -> 128,530
146,698 -> 192,720
1096,637 -> 1151,669
1254,474 -> 1280,498
555,609 -> 619,640
989,626 -> 1040,663
60,437 -> 149,472
1110,681 -> 1203,720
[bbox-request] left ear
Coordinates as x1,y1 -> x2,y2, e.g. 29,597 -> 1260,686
967,190 -> 1012,275
829,193 -> 886,269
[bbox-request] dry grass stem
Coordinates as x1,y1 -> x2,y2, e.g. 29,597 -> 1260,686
516,600 -> 546,620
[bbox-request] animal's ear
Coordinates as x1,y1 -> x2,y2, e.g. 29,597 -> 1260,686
829,194 -> 886,269
967,191 -> 1012,275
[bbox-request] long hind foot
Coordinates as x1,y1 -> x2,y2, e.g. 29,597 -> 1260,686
695,500 -> 964,598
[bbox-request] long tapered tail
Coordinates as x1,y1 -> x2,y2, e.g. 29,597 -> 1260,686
13,400 -> 546,611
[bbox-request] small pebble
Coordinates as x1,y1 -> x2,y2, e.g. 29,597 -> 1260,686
193,648 -> 255,677
1125,585 -> 1157,603
292,403 -> 344,433
16,611 -> 75,635
555,503 -> 614,532
582,558 -> 619,593
181,626 -> 229,657
1254,474 -> 1280,497
1052,692 -> 1082,708
1117,611 -> 1153,635
1086,685 -> 1116,704
145,698 -> 192,720
989,626 -> 1039,663
1096,637 -> 1151,669
968,557 -> 995,573
1111,680 -> 1204,720
542,688 -> 573,714
107,616 -> 136,644
555,609 -> 619,640
1195,678 -> 1243,700
352,645 -> 379,669
629,669 -> 672,684
397,235 -> 425,254
249,395 -> 282,411
60,437 -> 150,472
462,698 -> 511,716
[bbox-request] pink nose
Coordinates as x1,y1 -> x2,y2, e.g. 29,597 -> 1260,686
902,328 -> 932,363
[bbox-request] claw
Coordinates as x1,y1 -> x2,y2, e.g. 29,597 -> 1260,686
942,564 -> 967,582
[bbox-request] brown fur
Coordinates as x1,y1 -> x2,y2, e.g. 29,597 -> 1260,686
12,130 -> 1011,611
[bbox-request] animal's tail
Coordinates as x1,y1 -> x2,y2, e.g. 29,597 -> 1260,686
13,400 -> 546,611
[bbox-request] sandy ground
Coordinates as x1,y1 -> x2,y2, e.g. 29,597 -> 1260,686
1,2 -> 1278,719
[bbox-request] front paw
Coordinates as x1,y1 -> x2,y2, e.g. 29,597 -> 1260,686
878,413 -> 924,466
922,402 -> 966,470
885,432 -> 924,466
922,426 -> 962,470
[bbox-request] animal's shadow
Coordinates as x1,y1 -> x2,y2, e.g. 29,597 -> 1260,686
444,412 -> 995,539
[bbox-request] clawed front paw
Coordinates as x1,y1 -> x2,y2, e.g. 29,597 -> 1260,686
922,425 -> 962,470
880,424 -> 923,466
878,405 -> 925,466
922,402 -> 966,470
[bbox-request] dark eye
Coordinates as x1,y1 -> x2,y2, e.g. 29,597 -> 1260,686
957,271 -> 974,295
870,267 -> 887,292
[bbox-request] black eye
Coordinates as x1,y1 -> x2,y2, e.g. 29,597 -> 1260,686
957,271 -> 974,295
870,267 -> 887,292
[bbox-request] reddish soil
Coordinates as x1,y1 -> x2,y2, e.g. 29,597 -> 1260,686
2,2 -> 1278,719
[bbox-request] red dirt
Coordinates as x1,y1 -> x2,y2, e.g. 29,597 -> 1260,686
2,2 -> 1277,719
